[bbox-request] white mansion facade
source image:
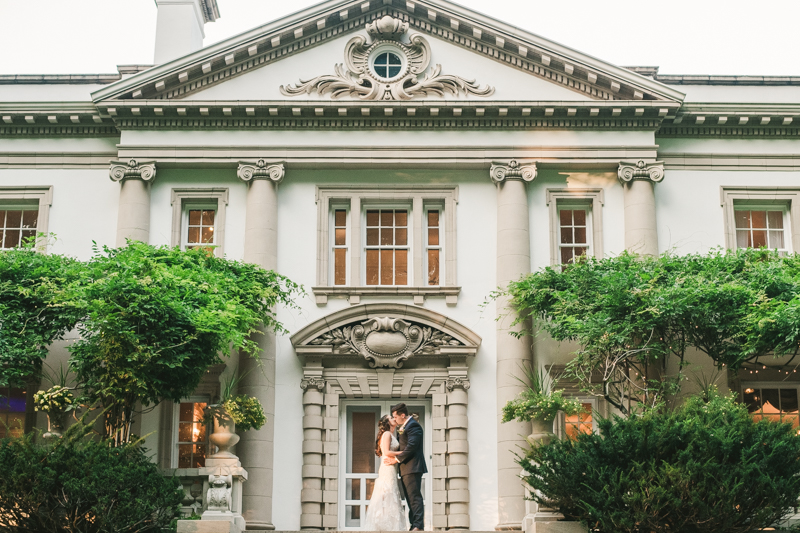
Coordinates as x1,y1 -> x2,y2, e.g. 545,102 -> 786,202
2,0 -> 800,530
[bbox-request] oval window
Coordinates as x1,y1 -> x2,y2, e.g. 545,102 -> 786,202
372,51 -> 403,79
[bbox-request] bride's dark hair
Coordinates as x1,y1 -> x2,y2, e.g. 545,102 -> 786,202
375,415 -> 393,457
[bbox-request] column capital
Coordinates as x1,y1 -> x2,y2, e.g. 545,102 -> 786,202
237,159 -> 285,183
618,160 -> 665,184
300,376 -> 326,391
489,160 -> 537,184
109,159 -> 156,183
446,376 -> 470,391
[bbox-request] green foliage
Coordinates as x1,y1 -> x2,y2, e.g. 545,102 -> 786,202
68,242 -> 302,444
33,385 -> 75,413
0,418 -> 184,533
502,365 -> 584,423
0,244 -> 83,387
505,249 -> 800,413
519,390 -> 800,533
222,394 -> 266,432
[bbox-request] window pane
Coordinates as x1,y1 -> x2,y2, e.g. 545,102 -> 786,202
380,211 -> 393,227
21,210 -> 38,229
751,210 -> 767,228
335,228 -> 347,246
743,388 -> 760,413
178,444 -> 192,468
188,210 -> 202,225
350,478 -> 361,500
179,422 -> 192,442
365,478 -> 375,500
561,247 -> 574,265
3,230 -> 20,248
0,211 -> 4,225
769,230 -> 785,249
573,210 -> 586,225
366,228 -> 379,246
559,210 -> 572,226
380,250 -> 393,285
427,210 -> 439,227
366,210 -> 379,226
428,249 -> 439,285
736,230 -> 751,248
560,227 -> 573,244
179,403 -> 193,422
334,249 -> 347,285
781,389 -> 798,413
5,211 -> 21,228
351,412 -> 376,473
428,227 -> 439,246
762,389 -> 780,411
768,210 -> 783,229
366,250 -> 379,285
21,230 -> 36,243
192,444 -> 206,468
735,210 -> 750,229
395,210 -> 407,226
394,228 -> 406,246
380,228 -> 393,245
395,249 -> 407,285
201,210 -> 215,225
201,226 -> 214,244
751,230 -> 767,248
335,209 -> 347,227
574,227 -> 587,244
187,227 -> 200,244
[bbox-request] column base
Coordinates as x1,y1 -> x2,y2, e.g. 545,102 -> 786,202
495,522 -> 523,530
244,523 -> 275,531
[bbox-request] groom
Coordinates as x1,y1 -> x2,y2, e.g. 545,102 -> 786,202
384,403 -> 427,531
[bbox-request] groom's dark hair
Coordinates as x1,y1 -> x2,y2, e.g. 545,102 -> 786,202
391,403 -> 409,416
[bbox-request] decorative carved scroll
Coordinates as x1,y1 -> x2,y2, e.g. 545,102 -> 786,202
206,474 -> 232,512
308,316 -> 464,368
280,15 -> 494,101
237,159 -> 285,183
109,159 -> 157,182
489,160 -> 537,183
618,160 -> 665,183
300,376 -> 326,391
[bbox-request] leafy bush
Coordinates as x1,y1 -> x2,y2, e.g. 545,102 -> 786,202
502,365 -> 583,423
0,420 -> 184,533
520,390 -> 800,533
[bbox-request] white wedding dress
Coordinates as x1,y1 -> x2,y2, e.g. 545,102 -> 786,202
364,433 -> 406,531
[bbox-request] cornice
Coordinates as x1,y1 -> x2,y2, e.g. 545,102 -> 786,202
91,0 -> 684,105
0,102 -> 118,136
658,103 -> 800,138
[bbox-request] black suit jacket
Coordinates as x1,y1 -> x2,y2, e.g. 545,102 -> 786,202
395,417 -> 428,475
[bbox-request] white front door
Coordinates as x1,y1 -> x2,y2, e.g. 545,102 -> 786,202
339,400 -> 432,530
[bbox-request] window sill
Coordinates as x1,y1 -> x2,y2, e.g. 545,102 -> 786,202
312,286 -> 461,306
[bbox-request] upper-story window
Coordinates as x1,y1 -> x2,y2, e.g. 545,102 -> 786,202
175,400 -> 210,468
734,208 -> 788,251
316,187 -> 458,305
547,189 -> 604,266
185,206 -> 217,251
170,189 -> 228,258
0,208 -> 38,249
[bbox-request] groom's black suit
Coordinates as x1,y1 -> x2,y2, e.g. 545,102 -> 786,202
395,417 -> 427,530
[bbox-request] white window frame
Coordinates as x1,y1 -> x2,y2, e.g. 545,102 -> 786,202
546,189 -> 604,266
314,186 -> 459,306
424,203 -> 444,287
732,204 -> 790,253
171,396 -> 212,469
721,187 -> 800,253
170,188 -> 228,257
330,204 -> 351,286
0,186 -> 53,251
182,202 -> 219,250
361,203 -> 413,287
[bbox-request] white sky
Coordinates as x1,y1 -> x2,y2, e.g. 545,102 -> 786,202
0,0 -> 799,76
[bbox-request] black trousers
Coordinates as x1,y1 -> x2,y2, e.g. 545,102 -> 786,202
400,472 -> 424,530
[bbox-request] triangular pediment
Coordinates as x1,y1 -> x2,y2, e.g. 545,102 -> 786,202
91,0 -> 684,107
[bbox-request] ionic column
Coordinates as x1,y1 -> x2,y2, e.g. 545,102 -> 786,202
618,160 -> 665,256
491,160 -> 536,530
236,159 -> 285,530
446,375 -> 470,530
299,376 -> 326,530
109,159 -> 156,246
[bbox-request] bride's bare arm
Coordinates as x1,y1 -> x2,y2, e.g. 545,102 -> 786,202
380,431 -> 395,457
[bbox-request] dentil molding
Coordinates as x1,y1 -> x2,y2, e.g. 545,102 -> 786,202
237,159 -> 285,182
489,160 -> 537,183
109,159 -> 156,182
280,15 -> 494,101
617,160 -> 665,183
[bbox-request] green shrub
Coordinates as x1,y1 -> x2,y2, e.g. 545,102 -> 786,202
0,421 -> 183,533
520,390 -> 800,533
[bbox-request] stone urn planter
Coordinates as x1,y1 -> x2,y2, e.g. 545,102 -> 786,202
43,409 -> 66,439
208,408 -> 240,459
33,385 -> 75,439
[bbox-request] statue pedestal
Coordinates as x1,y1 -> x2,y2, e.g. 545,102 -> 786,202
199,456 -> 248,532
522,419 -> 565,533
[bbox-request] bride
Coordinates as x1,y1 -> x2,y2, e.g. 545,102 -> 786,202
364,414 -> 406,531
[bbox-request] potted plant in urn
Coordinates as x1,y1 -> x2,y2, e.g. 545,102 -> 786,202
204,374 -> 266,459
33,385 -> 75,438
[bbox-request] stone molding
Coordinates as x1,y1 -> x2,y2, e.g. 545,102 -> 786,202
109,159 -> 157,182
280,15 -> 493,101
489,160 -> 537,183
546,188 -> 605,265
236,159 -> 285,183
617,160 -> 664,184
169,188 -> 229,257
720,186 -> 800,253
0,186 -> 53,252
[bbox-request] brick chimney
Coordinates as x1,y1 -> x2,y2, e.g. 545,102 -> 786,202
153,0 -> 220,64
